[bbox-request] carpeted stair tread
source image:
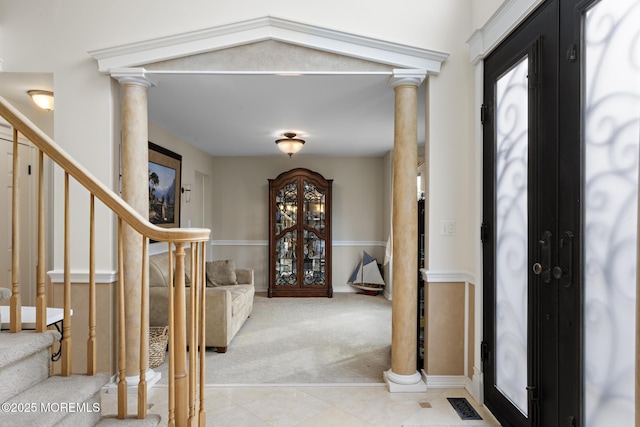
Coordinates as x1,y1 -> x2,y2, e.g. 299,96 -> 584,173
0,330 -> 60,368
0,373 -> 110,426
96,414 -> 162,426
0,330 -> 61,403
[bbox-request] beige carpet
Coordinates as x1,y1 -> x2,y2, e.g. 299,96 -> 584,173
155,292 -> 392,385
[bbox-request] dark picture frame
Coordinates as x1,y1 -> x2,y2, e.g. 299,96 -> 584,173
148,142 -> 181,229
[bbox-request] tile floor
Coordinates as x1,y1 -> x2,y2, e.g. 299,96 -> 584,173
101,384 -> 501,427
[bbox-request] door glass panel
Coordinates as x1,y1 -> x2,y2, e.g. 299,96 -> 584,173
583,1 -> 640,425
495,56 -> 529,416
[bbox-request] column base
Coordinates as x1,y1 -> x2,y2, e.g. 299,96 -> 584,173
104,369 -> 161,394
384,369 -> 427,393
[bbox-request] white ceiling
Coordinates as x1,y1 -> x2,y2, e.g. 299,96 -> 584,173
0,71 -> 425,157
148,71 -> 426,157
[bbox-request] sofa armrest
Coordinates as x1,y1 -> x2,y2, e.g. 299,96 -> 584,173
150,286 -> 233,348
235,269 -> 254,285
204,287 -> 232,346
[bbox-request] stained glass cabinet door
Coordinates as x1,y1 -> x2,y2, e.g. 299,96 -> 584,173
268,168 -> 333,297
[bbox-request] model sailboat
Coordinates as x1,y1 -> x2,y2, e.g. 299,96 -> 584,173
347,251 -> 385,295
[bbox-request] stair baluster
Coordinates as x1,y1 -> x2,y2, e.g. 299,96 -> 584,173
0,94 -> 210,426
10,128 -> 21,333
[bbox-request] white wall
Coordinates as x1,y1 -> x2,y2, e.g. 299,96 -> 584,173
0,0 -> 500,277
471,0 -> 505,29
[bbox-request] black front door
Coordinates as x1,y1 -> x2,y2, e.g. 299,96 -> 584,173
482,0 -> 577,425
483,0 -> 640,426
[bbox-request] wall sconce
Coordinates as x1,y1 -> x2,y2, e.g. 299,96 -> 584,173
28,90 -> 54,111
182,184 -> 191,203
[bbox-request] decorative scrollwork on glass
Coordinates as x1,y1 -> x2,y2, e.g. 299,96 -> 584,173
275,231 -> 297,286
304,180 -> 325,233
303,229 -> 326,286
275,181 -> 297,234
494,56 -> 529,416
583,1 -> 640,425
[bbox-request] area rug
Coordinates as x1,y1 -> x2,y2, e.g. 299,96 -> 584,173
154,292 -> 392,385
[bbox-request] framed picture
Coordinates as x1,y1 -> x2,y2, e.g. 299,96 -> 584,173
148,142 -> 182,229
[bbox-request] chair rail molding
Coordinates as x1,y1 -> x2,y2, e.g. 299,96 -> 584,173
420,269 -> 475,284
47,270 -> 118,284
208,239 -> 387,247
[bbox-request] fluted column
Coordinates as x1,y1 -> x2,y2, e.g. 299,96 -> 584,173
384,69 -> 427,392
114,69 -> 155,377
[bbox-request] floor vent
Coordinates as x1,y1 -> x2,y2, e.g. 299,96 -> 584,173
447,397 -> 483,420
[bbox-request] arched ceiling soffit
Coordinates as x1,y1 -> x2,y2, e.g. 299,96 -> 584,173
89,16 -> 449,74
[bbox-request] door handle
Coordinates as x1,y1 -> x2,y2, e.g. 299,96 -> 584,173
554,231 -> 573,287
533,231 -> 552,283
533,263 -> 544,275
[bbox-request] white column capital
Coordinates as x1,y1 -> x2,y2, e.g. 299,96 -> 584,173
111,67 -> 156,88
388,69 -> 427,89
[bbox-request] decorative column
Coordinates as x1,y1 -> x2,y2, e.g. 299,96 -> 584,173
113,69 -> 155,379
384,69 -> 427,392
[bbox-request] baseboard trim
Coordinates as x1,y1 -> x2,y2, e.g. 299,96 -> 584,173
104,370 -> 161,394
469,367 -> 484,404
424,374 -> 468,388
150,382 -> 389,388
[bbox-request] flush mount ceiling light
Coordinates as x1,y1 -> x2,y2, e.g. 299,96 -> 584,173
275,132 -> 305,157
28,90 -> 54,111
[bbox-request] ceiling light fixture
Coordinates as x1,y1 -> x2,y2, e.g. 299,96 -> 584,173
28,90 -> 54,111
275,132 -> 305,157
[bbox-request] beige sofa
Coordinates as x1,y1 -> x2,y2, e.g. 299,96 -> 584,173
148,252 -> 254,353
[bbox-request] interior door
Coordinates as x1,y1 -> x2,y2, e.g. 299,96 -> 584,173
0,129 -> 36,306
482,1 -> 560,426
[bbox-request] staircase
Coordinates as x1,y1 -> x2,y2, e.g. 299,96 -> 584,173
0,93 -> 210,426
0,330 -> 163,426
0,331 -> 101,426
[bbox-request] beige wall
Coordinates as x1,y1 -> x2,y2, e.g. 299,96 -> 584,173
148,122 -> 216,235
145,127 -> 392,294
209,156 -> 387,293
49,281 -> 118,375
426,281 -> 465,375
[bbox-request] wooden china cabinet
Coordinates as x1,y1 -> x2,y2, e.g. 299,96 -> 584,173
268,168 -> 332,297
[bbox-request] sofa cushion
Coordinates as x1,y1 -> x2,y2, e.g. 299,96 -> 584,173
206,260 -> 238,287
149,252 -> 191,287
225,284 -> 254,316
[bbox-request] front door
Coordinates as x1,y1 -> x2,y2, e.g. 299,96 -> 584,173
482,0 -> 640,426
